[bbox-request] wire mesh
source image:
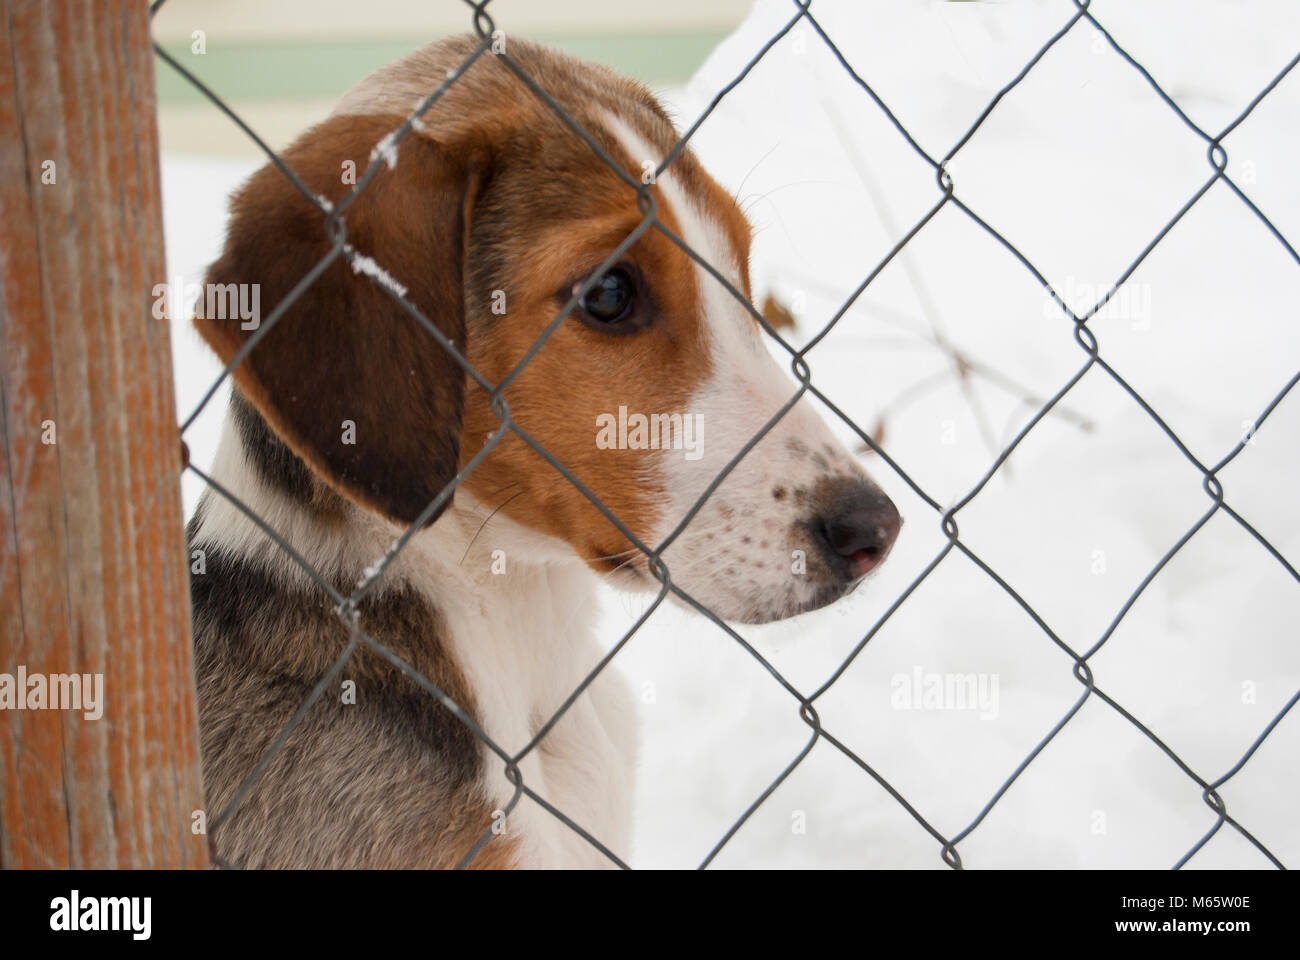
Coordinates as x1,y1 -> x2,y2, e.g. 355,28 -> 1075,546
151,0 -> 1299,870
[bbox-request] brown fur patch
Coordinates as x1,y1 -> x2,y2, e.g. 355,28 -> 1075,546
433,38 -> 754,565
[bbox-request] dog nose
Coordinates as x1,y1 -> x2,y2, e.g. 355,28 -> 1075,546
818,488 -> 901,579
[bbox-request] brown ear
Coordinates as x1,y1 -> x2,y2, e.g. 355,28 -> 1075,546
196,114 -> 485,526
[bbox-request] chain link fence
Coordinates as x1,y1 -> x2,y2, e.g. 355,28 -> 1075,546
152,0 -> 1298,869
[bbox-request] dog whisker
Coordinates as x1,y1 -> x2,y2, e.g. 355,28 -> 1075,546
458,490 -> 526,566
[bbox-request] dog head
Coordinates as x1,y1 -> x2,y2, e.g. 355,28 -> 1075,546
196,36 -> 900,624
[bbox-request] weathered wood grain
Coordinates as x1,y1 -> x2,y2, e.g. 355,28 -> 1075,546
0,0 -> 207,868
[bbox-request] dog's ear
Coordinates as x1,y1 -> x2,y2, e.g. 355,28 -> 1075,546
195,114 -> 488,527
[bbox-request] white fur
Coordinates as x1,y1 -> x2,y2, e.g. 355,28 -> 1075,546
417,501 -> 636,869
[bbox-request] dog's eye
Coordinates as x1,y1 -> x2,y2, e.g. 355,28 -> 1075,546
579,267 -> 636,326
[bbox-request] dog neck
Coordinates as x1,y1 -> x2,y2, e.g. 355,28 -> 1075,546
188,392 -> 607,703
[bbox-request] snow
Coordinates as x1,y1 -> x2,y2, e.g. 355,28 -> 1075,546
344,244 -> 410,298
369,129 -> 401,171
162,0 -> 1299,869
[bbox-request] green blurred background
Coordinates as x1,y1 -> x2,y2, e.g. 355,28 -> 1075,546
152,0 -> 751,157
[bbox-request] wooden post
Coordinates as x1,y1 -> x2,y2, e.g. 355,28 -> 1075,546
0,0 -> 207,868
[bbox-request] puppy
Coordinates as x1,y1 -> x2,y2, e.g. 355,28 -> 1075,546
187,34 -> 900,869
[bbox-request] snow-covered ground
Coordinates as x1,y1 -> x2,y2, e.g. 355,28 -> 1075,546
163,0 -> 1299,868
